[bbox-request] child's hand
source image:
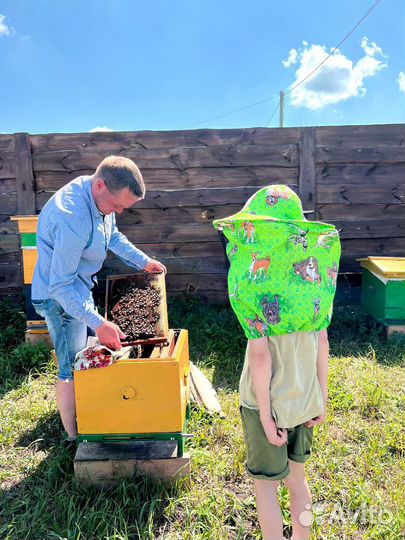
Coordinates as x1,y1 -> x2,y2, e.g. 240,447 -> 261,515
305,412 -> 326,428
260,415 -> 288,447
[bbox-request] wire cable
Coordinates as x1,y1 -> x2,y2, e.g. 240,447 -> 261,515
184,93 -> 279,129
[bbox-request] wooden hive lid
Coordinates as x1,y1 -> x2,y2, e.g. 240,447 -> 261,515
357,257 -> 405,279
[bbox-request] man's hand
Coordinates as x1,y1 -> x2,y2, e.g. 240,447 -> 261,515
144,260 -> 167,274
304,411 -> 326,428
260,414 -> 288,447
96,320 -> 126,350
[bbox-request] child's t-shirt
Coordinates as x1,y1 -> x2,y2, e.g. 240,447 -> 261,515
239,331 -> 324,429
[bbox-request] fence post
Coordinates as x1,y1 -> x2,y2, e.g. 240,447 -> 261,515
14,132 -> 36,215
298,127 -> 317,218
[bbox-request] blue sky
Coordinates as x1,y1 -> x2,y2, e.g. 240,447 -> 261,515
0,0 -> 404,134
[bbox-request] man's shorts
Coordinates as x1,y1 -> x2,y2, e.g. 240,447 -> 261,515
32,299 -> 88,381
240,406 -> 313,481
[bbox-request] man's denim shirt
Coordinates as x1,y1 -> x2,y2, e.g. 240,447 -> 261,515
32,176 -> 151,330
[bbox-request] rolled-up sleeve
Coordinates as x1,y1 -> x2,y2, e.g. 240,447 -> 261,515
108,213 -> 151,270
48,212 -> 104,330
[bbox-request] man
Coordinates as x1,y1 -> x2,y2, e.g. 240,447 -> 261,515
31,156 -> 166,438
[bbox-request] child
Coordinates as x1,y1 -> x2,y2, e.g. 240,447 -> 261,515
213,185 -> 340,539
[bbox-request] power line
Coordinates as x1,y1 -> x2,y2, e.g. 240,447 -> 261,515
265,102 -> 280,127
184,93 -> 279,129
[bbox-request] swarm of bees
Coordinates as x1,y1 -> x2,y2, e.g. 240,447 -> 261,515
111,284 -> 161,340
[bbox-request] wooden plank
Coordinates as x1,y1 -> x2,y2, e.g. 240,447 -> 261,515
0,233 -> 20,255
0,286 -> 24,304
102,255 -> 228,275
74,442 -> 190,487
14,133 -> 36,215
29,127 -> 301,153
328,219 -> 404,239
316,146 -> 404,165
0,178 -> 18,195
118,223 -> 219,243
0,194 -> 18,214
37,186 -> 273,211
298,127 -> 317,215
318,183 -> 405,204
316,124 -> 405,147
317,203 -> 404,221
0,215 -> 18,234
32,144 -> 299,173
34,167 -> 299,191
0,263 -> 23,288
0,135 -> 15,180
317,163 -> 405,185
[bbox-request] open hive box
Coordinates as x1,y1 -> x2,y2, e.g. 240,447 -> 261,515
74,273 -> 190,454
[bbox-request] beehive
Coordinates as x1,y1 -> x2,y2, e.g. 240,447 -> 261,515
358,257 -> 405,324
74,329 -> 190,451
10,216 -> 48,340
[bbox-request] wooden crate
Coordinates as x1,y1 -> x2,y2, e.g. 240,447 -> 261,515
74,329 -> 190,436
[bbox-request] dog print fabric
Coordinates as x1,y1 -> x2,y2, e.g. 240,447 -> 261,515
213,185 -> 341,339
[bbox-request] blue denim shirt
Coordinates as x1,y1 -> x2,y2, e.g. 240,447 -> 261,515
32,176 -> 151,330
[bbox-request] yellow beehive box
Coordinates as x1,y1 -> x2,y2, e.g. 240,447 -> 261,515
74,329 -> 190,436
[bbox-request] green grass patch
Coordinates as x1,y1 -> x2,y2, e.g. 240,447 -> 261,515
0,297 -> 404,539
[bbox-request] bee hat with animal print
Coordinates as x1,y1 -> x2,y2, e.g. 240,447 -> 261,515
213,185 -> 341,339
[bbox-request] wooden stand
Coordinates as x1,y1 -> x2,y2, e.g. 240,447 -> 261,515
74,441 -> 190,488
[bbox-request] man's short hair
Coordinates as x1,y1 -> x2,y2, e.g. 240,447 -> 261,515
94,156 -> 145,197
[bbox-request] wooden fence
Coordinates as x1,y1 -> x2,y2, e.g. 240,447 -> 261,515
0,124 -> 404,304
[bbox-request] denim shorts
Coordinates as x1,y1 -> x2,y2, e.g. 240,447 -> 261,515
32,299 -> 89,381
240,406 -> 313,481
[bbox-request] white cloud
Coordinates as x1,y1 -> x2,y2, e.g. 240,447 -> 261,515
89,126 -> 114,132
283,37 -> 388,110
282,48 -> 298,67
0,14 -> 14,36
398,72 -> 405,94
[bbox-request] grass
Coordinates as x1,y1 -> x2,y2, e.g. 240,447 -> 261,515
0,297 -> 404,540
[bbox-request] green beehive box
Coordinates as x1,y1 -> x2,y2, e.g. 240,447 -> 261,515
358,257 -> 405,325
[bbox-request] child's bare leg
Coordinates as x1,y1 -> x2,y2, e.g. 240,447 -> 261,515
253,478 -> 284,540
283,460 -> 312,540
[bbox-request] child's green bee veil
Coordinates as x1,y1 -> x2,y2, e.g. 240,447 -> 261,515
213,185 -> 341,339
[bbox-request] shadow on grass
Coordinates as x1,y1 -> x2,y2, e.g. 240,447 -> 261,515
169,296 -> 405,392
0,414 -> 186,540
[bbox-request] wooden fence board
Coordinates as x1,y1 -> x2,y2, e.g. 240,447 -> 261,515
0,178 -> 17,195
315,124 -> 405,147
0,234 -> 19,255
0,216 -> 18,235
34,167 -> 299,191
14,133 -> 36,215
0,194 -> 18,214
0,155 -> 15,180
317,163 -> 405,185
30,128 -> 302,153
317,203 -> 404,221
317,146 -> 405,165
298,127 -> 317,215
36,187 -> 263,211
32,144 -> 299,173
318,183 -> 405,204
0,263 -> 22,288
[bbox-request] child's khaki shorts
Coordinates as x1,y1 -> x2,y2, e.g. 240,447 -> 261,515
240,406 -> 313,481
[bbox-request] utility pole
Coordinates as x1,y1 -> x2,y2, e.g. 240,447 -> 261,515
279,91 -> 285,127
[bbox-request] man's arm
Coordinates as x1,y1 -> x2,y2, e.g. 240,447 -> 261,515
305,329 -> 329,428
248,337 -> 287,447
